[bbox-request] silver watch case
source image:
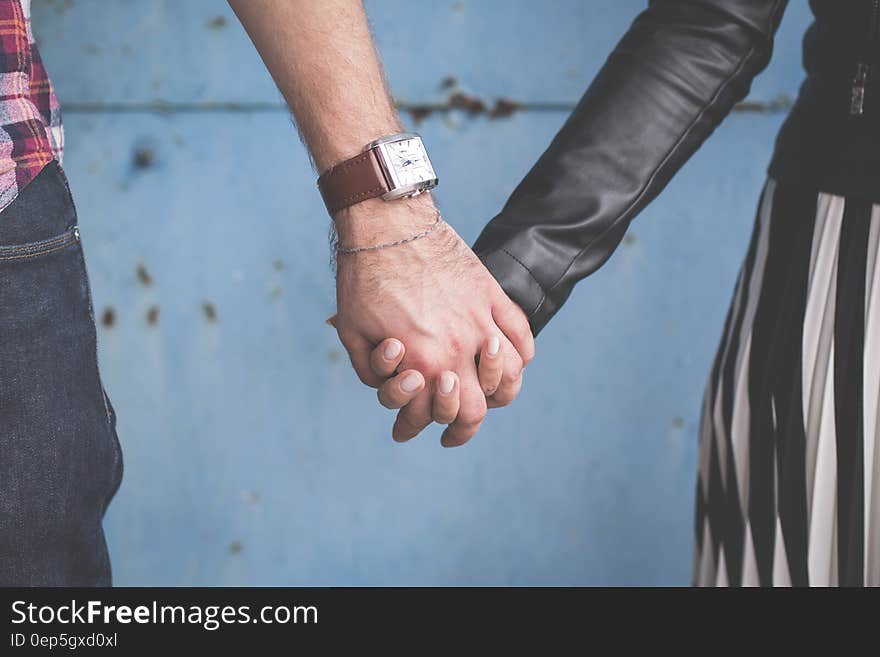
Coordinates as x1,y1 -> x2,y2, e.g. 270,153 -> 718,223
365,132 -> 439,201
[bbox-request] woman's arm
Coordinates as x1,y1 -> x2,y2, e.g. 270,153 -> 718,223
474,0 -> 788,335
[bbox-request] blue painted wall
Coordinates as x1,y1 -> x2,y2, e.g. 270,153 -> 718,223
32,0 -> 813,585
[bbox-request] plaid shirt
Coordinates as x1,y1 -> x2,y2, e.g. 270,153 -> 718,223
0,0 -> 62,213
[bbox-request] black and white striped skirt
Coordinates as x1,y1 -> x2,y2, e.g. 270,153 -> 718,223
695,179 -> 880,587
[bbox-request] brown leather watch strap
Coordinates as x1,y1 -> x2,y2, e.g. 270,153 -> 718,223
317,148 -> 390,215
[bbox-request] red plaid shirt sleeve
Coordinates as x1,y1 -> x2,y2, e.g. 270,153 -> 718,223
0,0 -> 63,213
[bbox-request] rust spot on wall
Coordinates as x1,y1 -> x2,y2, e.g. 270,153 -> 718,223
136,264 -> 153,286
408,106 -> 434,124
101,307 -> 116,328
146,306 -> 160,326
448,91 -> 487,115
202,301 -> 218,323
488,98 -> 522,119
207,15 -> 227,29
406,88 -> 525,124
133,147 -> 155,169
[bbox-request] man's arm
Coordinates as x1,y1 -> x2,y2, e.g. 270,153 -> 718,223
227,0 -> 389,172
228,0 -> 430,245
228,0 -> 534,445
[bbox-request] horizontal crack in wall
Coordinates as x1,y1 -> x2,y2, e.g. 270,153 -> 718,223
60,95 -> 792,116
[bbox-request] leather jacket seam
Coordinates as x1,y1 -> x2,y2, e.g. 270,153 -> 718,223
540,0 -> 782,305
499,247 -> 546,316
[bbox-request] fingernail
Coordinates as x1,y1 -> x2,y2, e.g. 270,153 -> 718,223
439,372 -> 455,394
487,336 -> 500,356
400,372 -> 422,393
383,340 -> 401,361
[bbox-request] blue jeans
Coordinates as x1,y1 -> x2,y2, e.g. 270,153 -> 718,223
0,162 -> 122,586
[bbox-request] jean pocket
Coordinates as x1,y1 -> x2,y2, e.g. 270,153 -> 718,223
0,223 -> 122,533
0,225 -> 79,262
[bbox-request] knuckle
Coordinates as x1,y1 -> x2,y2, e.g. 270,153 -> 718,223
458,406 -> 487,427
510,321 -> 530,344
433,411 -> 454,425
507,351 -> 524,374
501,365 -> 523,385
446,334 -> 467,358
404,353 -> 441,378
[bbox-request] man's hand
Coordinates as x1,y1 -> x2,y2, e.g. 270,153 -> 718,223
230,0 -> 534,444
364,334 -> 529,437
332,197 -> 534,446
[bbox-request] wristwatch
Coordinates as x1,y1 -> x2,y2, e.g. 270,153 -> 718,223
317,132 -> 438,215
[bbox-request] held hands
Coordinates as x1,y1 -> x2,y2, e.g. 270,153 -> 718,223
330,197 -> 534,446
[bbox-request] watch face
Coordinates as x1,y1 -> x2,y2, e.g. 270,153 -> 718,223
383,137 -> 436,188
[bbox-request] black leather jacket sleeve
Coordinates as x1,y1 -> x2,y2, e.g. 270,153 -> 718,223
473,0 -> 788,335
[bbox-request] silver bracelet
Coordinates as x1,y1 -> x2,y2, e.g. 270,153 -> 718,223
335,211 -> 443,255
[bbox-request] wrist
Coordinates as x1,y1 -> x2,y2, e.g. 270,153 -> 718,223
312,119 -> 402,174
332,193 -> 438,247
